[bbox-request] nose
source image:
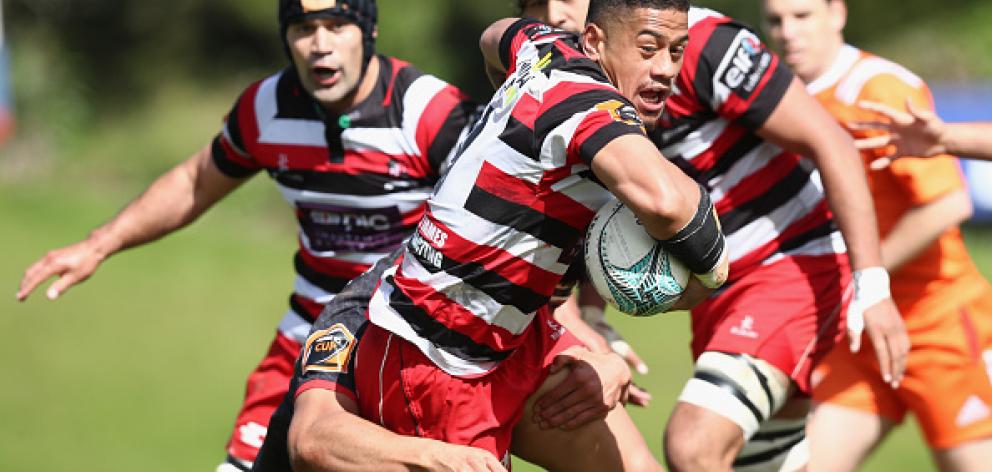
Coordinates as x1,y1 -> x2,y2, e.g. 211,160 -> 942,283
779,18 -> 799,42
651,51 -> 679,82
312,25 -> 335,54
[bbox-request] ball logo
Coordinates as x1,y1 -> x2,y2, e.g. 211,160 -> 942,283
302,324 -> 355,374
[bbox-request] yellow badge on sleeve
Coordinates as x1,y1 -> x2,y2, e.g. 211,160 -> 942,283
301,323 -> 355,374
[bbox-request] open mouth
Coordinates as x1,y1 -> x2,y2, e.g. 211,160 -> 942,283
311,65 -> 341,87
637,88 -> 668,113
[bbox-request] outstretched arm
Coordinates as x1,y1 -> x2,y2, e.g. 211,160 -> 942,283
853,99 -> 992,165
289,389 -> 507,472
756,77 -> 909,388
17,143 -> 247,301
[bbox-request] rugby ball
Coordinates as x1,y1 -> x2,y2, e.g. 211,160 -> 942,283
584,199 -> 690,316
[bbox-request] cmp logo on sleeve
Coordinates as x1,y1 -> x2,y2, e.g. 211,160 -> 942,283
595,99 -> 645,130
301,324 -> 356,374
716,29 -> 772,101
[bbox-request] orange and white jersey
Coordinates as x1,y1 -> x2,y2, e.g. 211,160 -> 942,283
808,44 -> 989,325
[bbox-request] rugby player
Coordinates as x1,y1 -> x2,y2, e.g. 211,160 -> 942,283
264,1 -> 731,470
495,3 -> 909,470
516,0 -> 654,407
763,0 -> 992,470
853,104 -> 992,165
652,6 -> 908,470
16,0 -> 480,470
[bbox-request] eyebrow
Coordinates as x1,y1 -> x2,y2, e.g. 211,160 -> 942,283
638,30 -> 690,45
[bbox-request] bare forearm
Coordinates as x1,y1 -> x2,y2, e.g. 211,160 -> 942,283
86,144 -> 241,258
944,123 -> 992,161
291,410 -> 434,471
759,79 -> 884,270
881,190 -> 972,271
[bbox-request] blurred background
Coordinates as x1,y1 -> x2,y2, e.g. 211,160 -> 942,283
2,0 -> 992,470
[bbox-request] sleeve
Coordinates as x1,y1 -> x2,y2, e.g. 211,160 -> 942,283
535,84 -> 648,166
417,84 -> 480,176
687,20 -> 793,129
211,87 -> 263,178
292,248 -> 404,400
498,18 -> 576,76
860,77 -> 965,205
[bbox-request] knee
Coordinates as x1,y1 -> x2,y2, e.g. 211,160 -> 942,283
664,423 -> 734,472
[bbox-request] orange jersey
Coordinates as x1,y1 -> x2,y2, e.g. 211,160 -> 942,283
808,45 -> 989,326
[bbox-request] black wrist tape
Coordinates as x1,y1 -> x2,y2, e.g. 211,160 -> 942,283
660,185 -> 725,274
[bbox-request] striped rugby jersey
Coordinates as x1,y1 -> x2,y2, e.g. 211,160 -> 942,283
211,55 -> 477,338
367,19 -> 647,376
651,8 -> 846,284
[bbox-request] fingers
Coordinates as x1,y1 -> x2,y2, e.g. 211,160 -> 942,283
483,454 -> 508,472
611,340 -> 648,375
864,303 -> 909,388
858,100 -> 911,124
869,157 -> 894,171
854,134 -> 892,151
626,383 -> 652,407
46,273 -> 82,300
17,257 -> 64,301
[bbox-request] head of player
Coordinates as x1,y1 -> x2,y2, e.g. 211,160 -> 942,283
761,0 -> 847,83
279,0 -> 379,113
517,0 -> 590,33
581,0 -> 689,129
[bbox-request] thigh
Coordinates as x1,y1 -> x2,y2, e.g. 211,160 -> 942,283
357,308 -> 581,462
806,402 -> 896,472
692,255 -> 850,394
511,369 -> 662,472
900,298 -> 992,449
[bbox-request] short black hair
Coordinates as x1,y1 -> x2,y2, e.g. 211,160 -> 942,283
587,0 -> 689,27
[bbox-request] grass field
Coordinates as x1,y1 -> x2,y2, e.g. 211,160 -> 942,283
6,171 -> 986,471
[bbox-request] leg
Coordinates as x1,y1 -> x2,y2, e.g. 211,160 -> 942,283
511,369 -> 663,472
735,397 -> 810,472
665,352 -> 793,471
932,438 -> 992,472
222,317 -> 305,469
806,402 -> 894,472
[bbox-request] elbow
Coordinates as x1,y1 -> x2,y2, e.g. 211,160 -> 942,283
289,435 -> 332,472
625,184 -> 698,238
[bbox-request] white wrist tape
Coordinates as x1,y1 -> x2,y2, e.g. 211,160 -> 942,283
853,267 -> 890,309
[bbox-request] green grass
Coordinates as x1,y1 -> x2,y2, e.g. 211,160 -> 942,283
8,174 -> 989,470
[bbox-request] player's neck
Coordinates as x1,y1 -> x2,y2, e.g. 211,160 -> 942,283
320,55 -> 381,115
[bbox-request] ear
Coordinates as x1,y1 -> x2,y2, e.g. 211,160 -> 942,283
581,23 -> 605,61
828,0 -> 847,33
372,25 -> 379,39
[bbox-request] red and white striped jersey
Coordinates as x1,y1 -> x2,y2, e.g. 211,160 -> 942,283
212,55 -> 477,335
368,19 -> 647,375
651,8 -> 846,283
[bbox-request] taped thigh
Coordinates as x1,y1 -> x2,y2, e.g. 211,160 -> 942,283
734,417 -> 808,472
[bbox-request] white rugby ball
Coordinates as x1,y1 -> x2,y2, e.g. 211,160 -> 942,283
584,199 -> 690,316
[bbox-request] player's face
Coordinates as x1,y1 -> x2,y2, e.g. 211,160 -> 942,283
522,0 -> 589,33
761,0 -> 846,82
286,16 -> 369,111
583,8 -> 688,129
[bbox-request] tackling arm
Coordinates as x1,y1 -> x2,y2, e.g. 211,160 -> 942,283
881,190 -> 972,272
756,77 -> 909,387
16,143 -> 248,301
289,389 -> 507,472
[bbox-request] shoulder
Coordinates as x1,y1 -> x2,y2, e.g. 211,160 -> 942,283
841,51 -> 928,105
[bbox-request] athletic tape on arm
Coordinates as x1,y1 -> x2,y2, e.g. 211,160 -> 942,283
660,185 -> 725,275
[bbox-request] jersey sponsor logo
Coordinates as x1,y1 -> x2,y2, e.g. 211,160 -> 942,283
298,202 -> 405,252
302,323 -> 356,374
595,99 -> 645,130
494,51 -> 552,121
237,421 -> 267,449
409,219 -> 448,269
956,395 -> 991,428
717,30 -> 772,100
729,315 -> 759,339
